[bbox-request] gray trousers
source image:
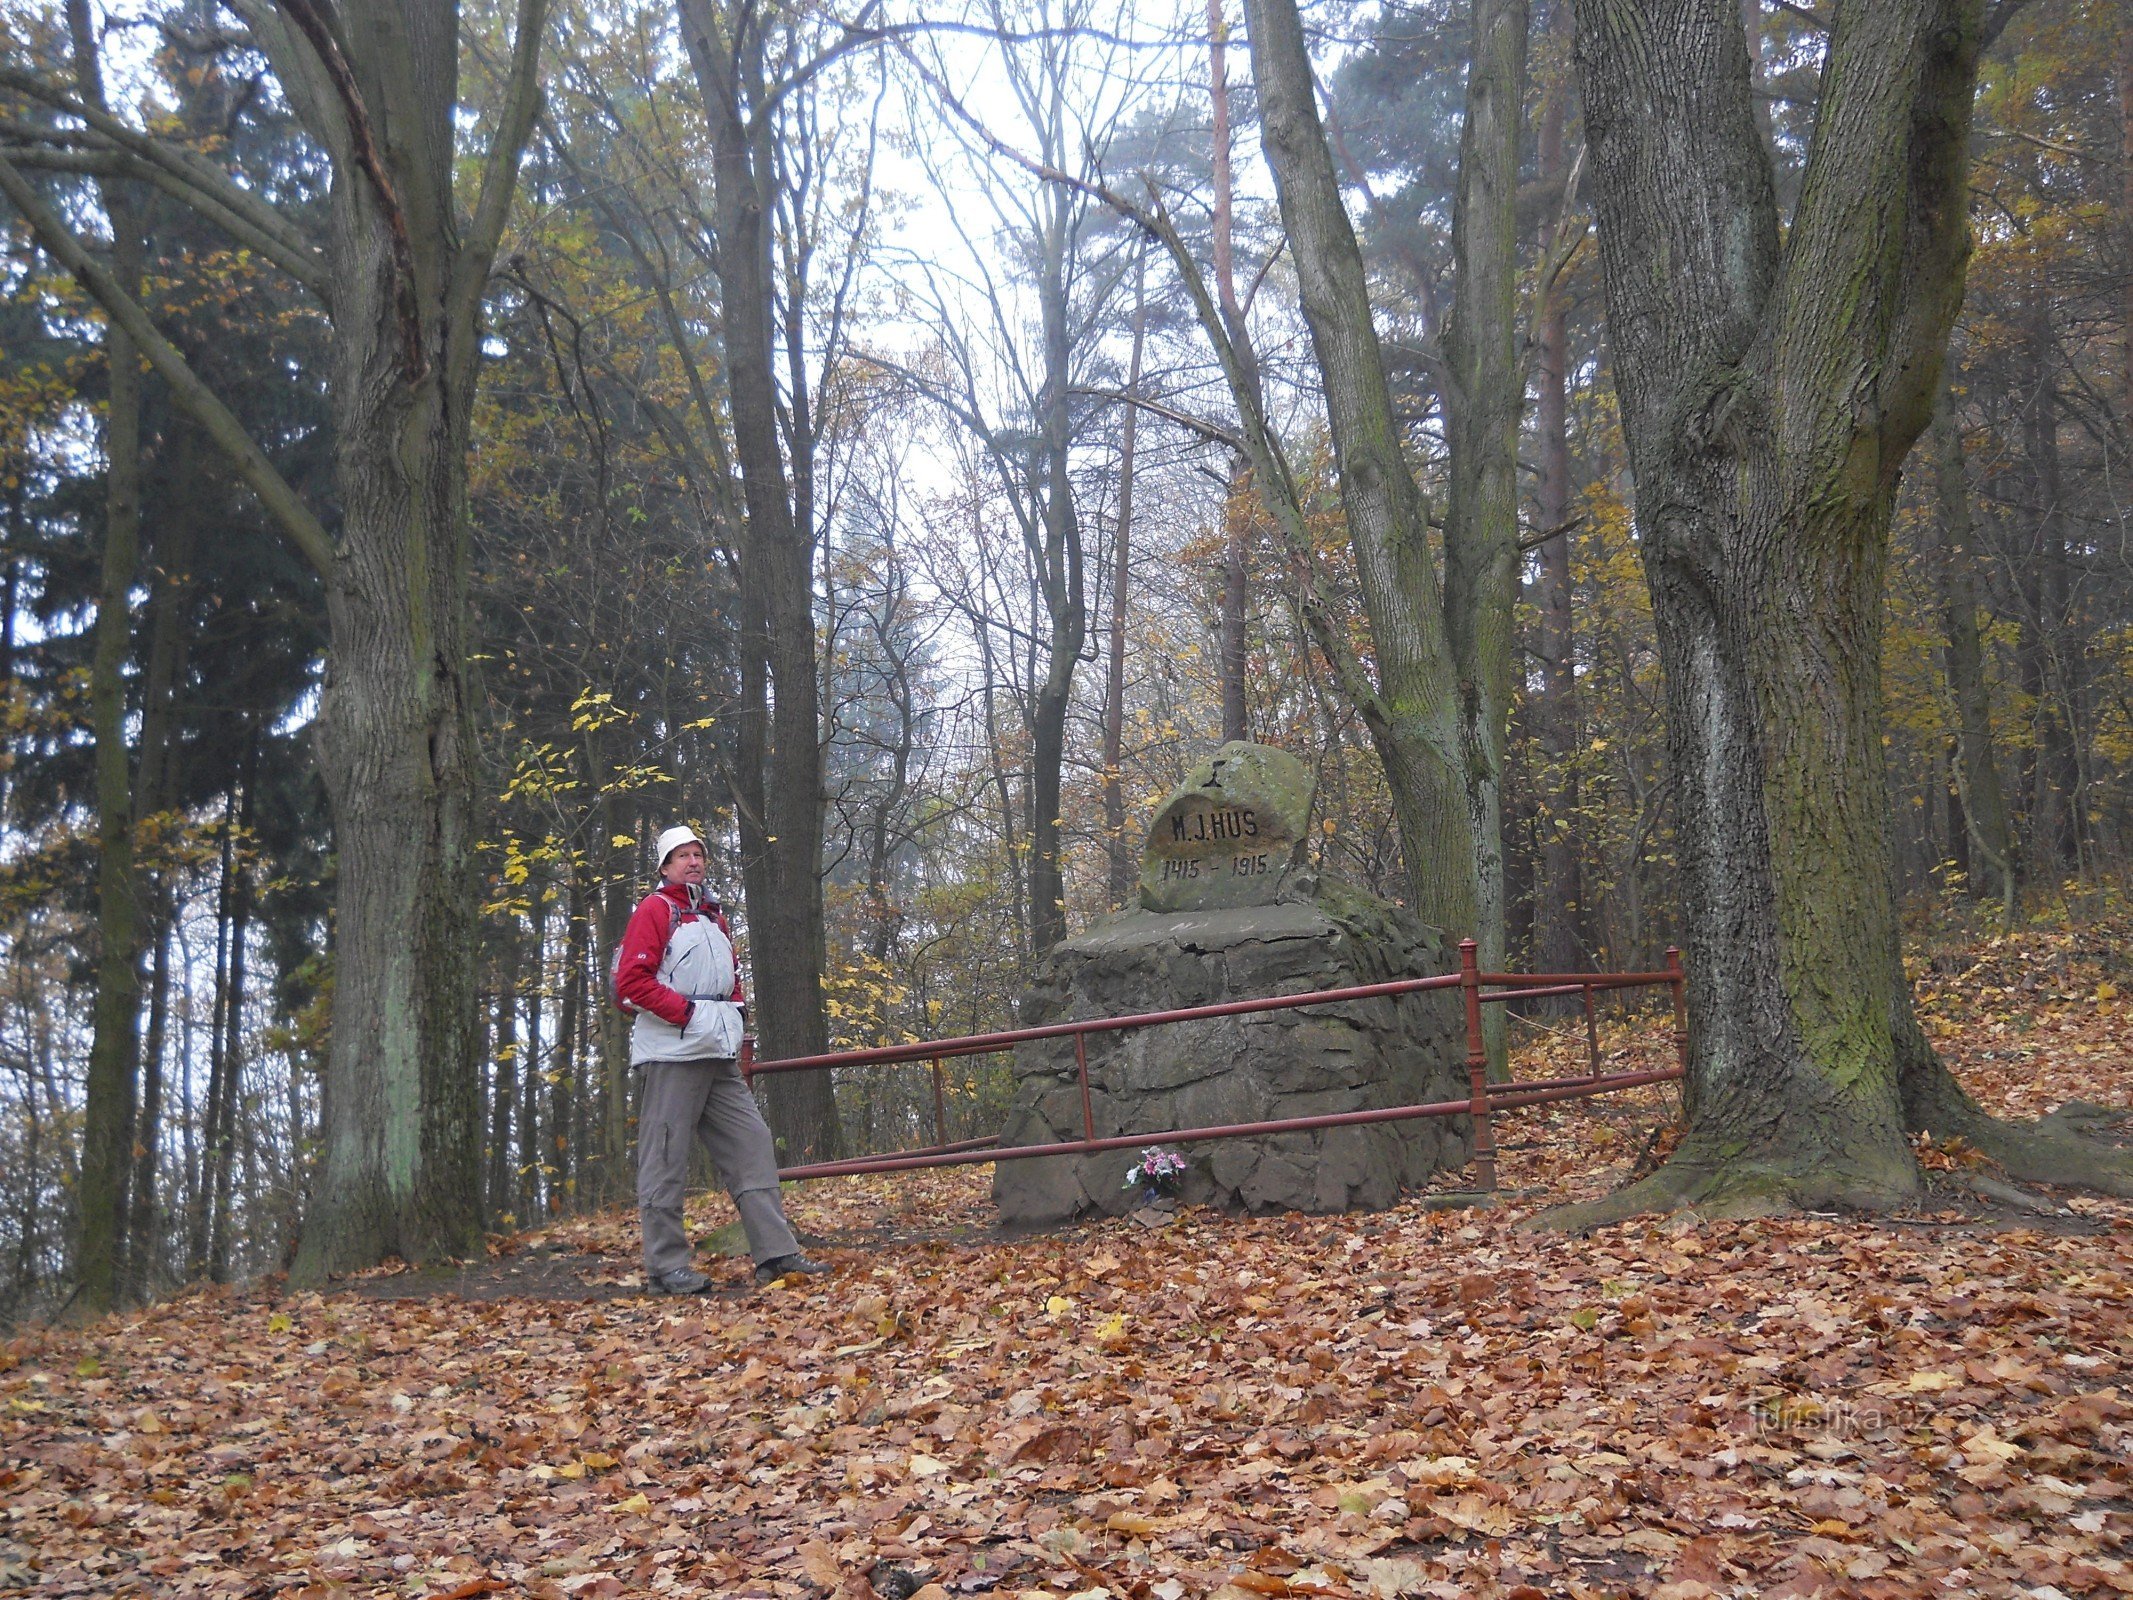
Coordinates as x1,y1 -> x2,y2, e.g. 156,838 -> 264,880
636,1058 -> 799,1275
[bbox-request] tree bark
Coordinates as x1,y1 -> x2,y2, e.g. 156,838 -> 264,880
1104,246 -> 1148,908
2122,11 -> 2133,431
122,513 -> 193,1300
1442,0 -> 1528,1072
1550,0 -> 2031,1225
1530,0 -> 1584,983
189,782 -> 240,1278
1240,0 -> 1480,940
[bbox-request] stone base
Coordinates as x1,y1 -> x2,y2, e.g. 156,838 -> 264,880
992,883 -> 1471,1227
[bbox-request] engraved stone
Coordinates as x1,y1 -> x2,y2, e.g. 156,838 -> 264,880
1140,741 -> 1313,912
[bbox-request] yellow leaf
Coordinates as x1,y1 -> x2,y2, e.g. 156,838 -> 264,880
616,1492 -> 651,1514
1569,1306 -> 1600,1331
267,1312 -> 292,1335
556,1461 -> 586,1480
2097,982 -> 2118,1002
582,1451 -> 619,1471
1046,1295 -> 1074,1315
610,834 -> 635,849
1094,1313 -> 1128,1346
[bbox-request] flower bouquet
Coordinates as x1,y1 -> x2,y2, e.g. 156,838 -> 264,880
1123,1145 -> 1189,1207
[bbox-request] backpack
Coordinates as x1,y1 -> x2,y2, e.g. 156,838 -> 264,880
609,895 -> 677,1013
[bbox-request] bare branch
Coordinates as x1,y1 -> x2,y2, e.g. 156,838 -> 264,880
1068,385 -> 1242,451
451,0 -> 551,395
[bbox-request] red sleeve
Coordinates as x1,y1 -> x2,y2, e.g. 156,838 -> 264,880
615,895 -> 691,1024
713,908 -> 745,1007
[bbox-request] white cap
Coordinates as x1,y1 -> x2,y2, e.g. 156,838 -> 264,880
655,824 -> 705,868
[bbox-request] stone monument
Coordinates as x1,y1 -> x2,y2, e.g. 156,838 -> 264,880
992,741 -> 1469,1226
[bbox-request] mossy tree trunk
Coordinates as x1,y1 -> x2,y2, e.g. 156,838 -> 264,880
1545,0 -> 2133,1227
1240,0 -> 1480,945
1441,0 -> 1527,1070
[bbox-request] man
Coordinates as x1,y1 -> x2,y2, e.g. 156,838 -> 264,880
615,824 -> 830,1293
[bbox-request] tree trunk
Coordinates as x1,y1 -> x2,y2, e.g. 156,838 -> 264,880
2017,304 -> 2078,875
519,885 -> 548,1221
679,0 -> 840,1159
122,497 -> 193,1299
1443,0 -> 1527,1075
0,0 -> 544,1283
1210,0 -> 1253,743
593,830 -> 635,1204
2122,11 -> 2133,430
189,785 -> 239,1278
1552,0 -> 2003,1225
209,734 -> 257,1282
1028,190 -> 1087,957
127,904 -> 173,1299
553,870 -> 589,1209
289,0 -> 524,1279
72,0 -> 146,1318
1927,386 -> 2015,913
488,937 -> 517,1222
1530,0 -> 1584,984
1104,248 -> 1148,909
1241,0 -> 1480,940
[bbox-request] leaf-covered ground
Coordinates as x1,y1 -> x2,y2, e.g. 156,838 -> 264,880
6,917 -> 2132,1600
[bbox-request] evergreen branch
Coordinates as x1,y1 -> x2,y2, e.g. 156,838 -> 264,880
0,64 -> 321,276
0,149 -> 338,584
0,142 -> 327,293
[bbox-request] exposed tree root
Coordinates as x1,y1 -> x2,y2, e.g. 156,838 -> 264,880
1525,1127 -> 1921,1234
1918,1101 -> 2133,1197
1898,1013 -> 2133,1197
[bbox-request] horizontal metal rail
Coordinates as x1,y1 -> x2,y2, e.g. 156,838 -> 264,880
746,940 -> 1689,1192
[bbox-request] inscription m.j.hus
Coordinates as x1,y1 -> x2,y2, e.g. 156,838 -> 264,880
1172,806 -> 1260,844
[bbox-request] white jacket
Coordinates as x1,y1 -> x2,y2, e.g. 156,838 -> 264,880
630,913 -> 745,1065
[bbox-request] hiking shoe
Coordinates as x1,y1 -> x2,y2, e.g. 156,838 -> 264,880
649,1267 -> 712,1295
754,1254 -> 831,1285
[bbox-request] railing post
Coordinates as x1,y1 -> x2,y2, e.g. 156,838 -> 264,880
1075,1029 -> 1096,1144
1666,946 -> 1689,1080
740,1033 -> 755,1086
1459,938 -> 1497,1191
931,1056 -> 948,1146
1582,982 -> 1600,1076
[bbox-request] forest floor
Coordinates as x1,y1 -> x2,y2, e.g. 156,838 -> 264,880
6,910 -> 2133,1600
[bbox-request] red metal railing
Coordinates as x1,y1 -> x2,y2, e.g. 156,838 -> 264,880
742,940 -> 1688,1192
